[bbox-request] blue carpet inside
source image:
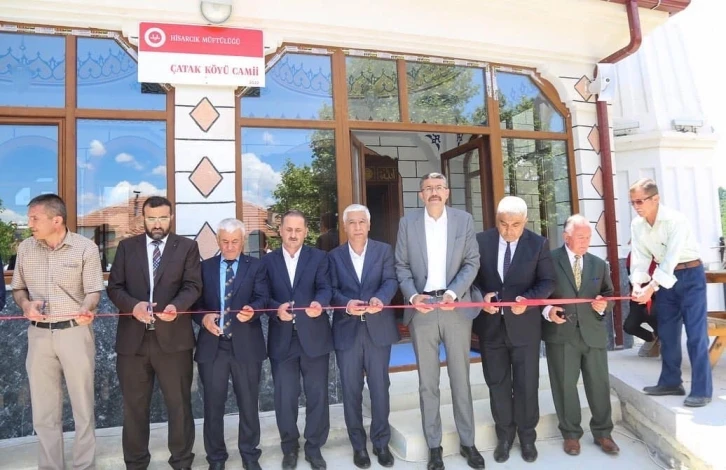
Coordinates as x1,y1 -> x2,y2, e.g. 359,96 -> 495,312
389,342 -> 480,368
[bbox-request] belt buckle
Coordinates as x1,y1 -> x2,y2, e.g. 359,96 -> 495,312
360,314 -> 366,322
145,322 -> 156,331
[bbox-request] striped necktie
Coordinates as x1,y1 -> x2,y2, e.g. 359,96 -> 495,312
152,240 -> 162,278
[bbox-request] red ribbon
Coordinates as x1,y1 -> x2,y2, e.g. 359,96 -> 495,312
0,296 -> 632,321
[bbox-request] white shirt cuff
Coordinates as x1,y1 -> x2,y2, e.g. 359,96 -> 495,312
445,289 -> 457,300
409,294 -> 417,305
542,305 -> 553,322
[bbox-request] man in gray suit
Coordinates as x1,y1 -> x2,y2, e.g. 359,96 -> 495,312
395,172 -> 485,470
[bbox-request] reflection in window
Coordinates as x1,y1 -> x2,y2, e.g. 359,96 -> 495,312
241,54 -> 333,120
240,128 -> 337,254
346,57 -> 400,121
77,38 -> 166,111
496,71 -> 565,133
406,63 -> 487,125
0,125 -> 58,269
76,119 -> 166,271
502,138 -> 570,248
0,32 -> 65,108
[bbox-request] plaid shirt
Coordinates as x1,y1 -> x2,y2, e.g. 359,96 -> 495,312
10,231 -> 104,321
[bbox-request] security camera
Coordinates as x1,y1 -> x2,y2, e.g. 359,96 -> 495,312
588,63 -> 616,103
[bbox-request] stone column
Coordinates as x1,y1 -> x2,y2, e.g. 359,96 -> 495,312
173,85 -> 237,259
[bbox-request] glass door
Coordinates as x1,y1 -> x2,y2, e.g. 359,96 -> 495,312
440,135 -> 495,231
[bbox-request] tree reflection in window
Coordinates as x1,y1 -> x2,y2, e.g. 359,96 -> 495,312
347,57 -> 400,122
496,71 -> 565,133
502,138 -> 570,248
407,63 -> 487,125
241,128 -> 337,253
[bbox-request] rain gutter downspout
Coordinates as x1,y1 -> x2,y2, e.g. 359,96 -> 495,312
596,0 -> 642,348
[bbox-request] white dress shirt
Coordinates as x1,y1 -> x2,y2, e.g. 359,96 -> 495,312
410,208 -> 456,303
498,236 -> 519,280
348,241 -> 368,282
543,245 -> 605,321
282,246 -> 301,287
629,204 -> 701,289
146,234 -> 168,302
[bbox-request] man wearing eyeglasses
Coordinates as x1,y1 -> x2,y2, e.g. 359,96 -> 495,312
541,214 -> 618,457
395,172 -> 485,470
108,196 -> 203,469
629,178 -> 712,407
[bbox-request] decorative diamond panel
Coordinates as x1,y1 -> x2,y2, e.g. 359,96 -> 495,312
591,167 -> 604,198
588,125 -> 601,154
189,97 -> 220,132
195,222 -> 219,260
575,76 -> 593,101
189,157 -> 223,198
596,211 -> 607,243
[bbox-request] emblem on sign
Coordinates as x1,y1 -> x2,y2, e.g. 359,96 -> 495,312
144,27 -> 166,48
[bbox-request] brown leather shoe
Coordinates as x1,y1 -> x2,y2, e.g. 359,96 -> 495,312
594,436 -> 620,455
563,439 -> 580,456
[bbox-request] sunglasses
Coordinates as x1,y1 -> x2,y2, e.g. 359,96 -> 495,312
630,195 -> 655,207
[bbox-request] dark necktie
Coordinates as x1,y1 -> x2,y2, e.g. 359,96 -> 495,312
152,240 -> 162,278
503,241 -> 512,278
221,259 -> 236,336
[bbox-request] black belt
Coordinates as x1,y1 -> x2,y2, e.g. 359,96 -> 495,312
31,319 -> 78,330
423,289 -> 447,297
674,259 -> 701,271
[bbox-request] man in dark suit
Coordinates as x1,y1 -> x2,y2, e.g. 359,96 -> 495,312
262,210 -> 333,470
395,172 -> 485,470
107,196 -> 202,470
193,218 -> 268,470
329,204 -> 399,469
473,195 -> 555,463
542,214 -> 619,457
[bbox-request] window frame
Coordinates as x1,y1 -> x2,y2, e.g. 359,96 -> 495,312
0,26 -> 175,282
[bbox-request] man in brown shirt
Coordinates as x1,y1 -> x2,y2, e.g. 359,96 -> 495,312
11,193 -> 104,470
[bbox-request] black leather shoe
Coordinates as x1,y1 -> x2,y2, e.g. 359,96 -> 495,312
242,460 -> 261,470
373,446 -> 394,467
460,445 -> 485,469
684,396 -> 711,407
282,449 -> 298,469
208,463 -> 225,470
427,447 -> 444,470
493,441 -> 511,463
353,449 -> 371,469
643,384 -> 686,396
521,443 -> 538,463
305,454 -> 327,470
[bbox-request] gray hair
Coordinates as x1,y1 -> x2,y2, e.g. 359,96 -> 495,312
497,196 -> 528,217
343,204 -> 370,224
217,218 -> 246,236
28,193 -> 67,224
419,172 -> 448,190
564,214 -> 591,234
629,178 -> 659,197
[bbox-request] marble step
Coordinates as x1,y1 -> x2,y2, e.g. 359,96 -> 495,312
364,357 -> 579,415
387,384 -> 622,462
2,404 -> 355,470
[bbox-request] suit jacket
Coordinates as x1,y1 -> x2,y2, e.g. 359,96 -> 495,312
473,228 -> 556,347
193,254 -> 269,364
329,239 -> 400,349
394,207 -> 480,325
542,246 -> 614,349
108,233 -> 203,355
262,245 -> 333,360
